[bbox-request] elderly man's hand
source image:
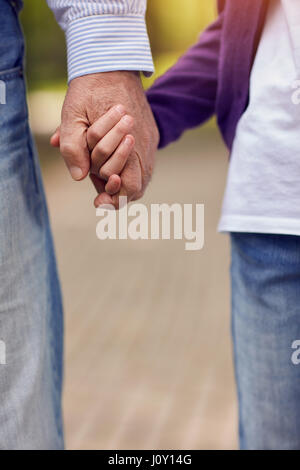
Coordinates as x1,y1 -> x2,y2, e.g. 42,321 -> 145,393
54,71 -> 159,208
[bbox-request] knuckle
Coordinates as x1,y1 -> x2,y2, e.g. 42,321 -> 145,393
117,145 -> 130,161
99,167 -> 112,181
96,141 -> 110,157
119,115 -> 134,132
111,104 -> 125,118
87,127 -> 98,143
60,142 -> 76,159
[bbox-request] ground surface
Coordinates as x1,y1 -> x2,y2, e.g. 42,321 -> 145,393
36,127 -> 238,450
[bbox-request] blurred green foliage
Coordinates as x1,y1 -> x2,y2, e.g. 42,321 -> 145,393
20,0 -> 66,90
20,0 -> 216,91
146,0 -> 216,55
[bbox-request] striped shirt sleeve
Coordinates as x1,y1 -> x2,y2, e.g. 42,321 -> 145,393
46,0 -> 154,82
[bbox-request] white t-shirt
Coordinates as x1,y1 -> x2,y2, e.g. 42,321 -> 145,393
218,0 -> 300,235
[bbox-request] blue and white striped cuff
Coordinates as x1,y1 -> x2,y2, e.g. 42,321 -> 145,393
66,14 -> 154,82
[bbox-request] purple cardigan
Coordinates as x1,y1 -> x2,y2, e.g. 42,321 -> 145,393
146,0 -> 269,150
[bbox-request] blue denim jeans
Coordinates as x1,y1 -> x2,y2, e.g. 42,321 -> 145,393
231,232 -> 300,450
0,0 -> 64,449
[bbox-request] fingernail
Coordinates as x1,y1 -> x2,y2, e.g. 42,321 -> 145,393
116,104 -> 126,115
125,135 -> 133,146
69,166 -> 83,180
122,115 -> 133,125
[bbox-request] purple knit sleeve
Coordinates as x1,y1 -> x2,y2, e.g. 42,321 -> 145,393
146,12 -> 224,148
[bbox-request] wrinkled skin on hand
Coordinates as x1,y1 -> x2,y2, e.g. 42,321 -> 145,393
58,71 -> 159,208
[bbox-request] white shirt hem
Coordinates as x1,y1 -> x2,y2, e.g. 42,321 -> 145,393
218,215 -> 300,236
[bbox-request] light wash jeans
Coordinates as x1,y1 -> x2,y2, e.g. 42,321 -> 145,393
0,0 -> 64,449
2,0 -> 300,453
231,232 -> 300,450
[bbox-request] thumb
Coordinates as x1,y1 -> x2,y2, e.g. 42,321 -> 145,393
59,120 -> 90,181
50,126 -> 60,147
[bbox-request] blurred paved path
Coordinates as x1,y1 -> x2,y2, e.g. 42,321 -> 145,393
37,127 -> 238,450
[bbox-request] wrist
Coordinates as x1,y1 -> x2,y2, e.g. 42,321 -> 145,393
68,70 -> 142,89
